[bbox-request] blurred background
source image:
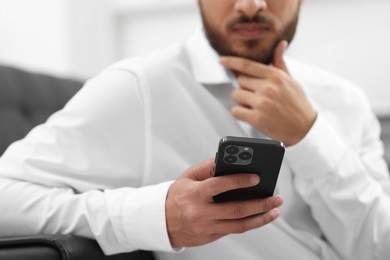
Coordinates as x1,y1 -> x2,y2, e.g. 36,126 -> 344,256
0,0 -> 389,115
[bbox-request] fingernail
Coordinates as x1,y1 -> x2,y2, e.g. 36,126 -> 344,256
282,41 -> 289,51
270,209 -> 281,219
275,195 -> 284,206
250,175 -> 260,185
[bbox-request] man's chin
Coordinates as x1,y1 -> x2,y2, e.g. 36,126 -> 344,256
228,49 -> 274,64
206,32 -> 276,64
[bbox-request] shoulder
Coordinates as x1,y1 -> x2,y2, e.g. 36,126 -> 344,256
103,43 -> 190,78
286,57 -> 370,110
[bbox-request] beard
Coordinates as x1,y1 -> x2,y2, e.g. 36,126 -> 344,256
199,8 -> 299,65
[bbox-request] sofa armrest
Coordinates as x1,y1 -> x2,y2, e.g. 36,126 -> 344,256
379,116 -> 390,168
0,235 -> 155,260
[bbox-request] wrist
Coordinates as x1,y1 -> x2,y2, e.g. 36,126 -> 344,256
287,111 -> 317,147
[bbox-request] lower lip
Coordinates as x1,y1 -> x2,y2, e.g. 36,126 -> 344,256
233,28 -> 268,39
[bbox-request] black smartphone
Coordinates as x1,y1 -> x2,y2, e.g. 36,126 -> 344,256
213,136 -> 285,202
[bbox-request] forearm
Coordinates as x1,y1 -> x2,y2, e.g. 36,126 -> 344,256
287,114 -> 390,259
0,65 -> 179,254
293,154 -> 390,259
0,176 -> 175,255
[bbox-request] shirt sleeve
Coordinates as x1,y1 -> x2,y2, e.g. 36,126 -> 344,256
286,111 -> 390,260
0,67 -> 176,254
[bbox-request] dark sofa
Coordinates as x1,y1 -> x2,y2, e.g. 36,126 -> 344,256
0,64 -> 389,260
0,65 -> 155,260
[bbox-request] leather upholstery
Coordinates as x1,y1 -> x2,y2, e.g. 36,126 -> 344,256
0,235 -> 155,260
380,115 -> 390,166
0,65 -> 81,154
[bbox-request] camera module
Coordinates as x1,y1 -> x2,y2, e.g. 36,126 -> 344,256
223,145 -> 254,165
224,155 -> 237,164
226,145 -> 239,154
239,151 -> 252,160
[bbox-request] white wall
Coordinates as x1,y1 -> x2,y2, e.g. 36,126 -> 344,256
0,0 -> 389,114
289,0 -> 390,115
114,1 -> 199,59
0,0 -> 116,79
0,0 -> 69,76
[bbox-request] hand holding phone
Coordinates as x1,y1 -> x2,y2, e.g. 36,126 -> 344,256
166,158 -> 284,248
213,136 -> 285,202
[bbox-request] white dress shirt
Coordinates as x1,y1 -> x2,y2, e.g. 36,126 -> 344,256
0,29 -> 389,260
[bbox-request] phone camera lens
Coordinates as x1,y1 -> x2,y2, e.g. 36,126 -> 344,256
224,155 -> 237,164
239,152 -> 252,160
226,146 -> 239,154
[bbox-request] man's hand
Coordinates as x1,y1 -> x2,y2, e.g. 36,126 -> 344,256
166,159 -> 284,248
220,41 -> 317,146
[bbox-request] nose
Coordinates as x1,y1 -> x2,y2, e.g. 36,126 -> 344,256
234,0 -> 267,18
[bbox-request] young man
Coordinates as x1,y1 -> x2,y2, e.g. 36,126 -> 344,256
0,0 -> 389,259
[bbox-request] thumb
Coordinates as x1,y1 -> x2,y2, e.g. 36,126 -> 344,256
183,158 -> 215,181
272,40 -> 289,73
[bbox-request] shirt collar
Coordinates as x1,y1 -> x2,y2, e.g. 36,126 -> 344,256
184,28 -> 236,86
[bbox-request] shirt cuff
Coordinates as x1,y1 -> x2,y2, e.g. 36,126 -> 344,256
105,181 -> 177,253
285,113 -> 348,179
122,181 -> 177,252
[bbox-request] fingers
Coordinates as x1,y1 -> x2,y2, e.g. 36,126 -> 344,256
167,159 -> 285,248
188,196 -> 283,237
272,40 -> 289,74
181,158 -> 262,200
183,158 -> 215,181
220,56 -> 274,78
212,195 -> 284,220
231,106 -> 257,126
213,208 -> 281,235
236,74 -> 264,92
231,88 -> 256,108
201,173 -> 260,199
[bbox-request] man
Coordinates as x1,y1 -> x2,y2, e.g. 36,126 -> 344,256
0,0 -> 389,259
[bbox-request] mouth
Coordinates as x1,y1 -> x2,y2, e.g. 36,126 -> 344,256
231,23 -> 271,39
